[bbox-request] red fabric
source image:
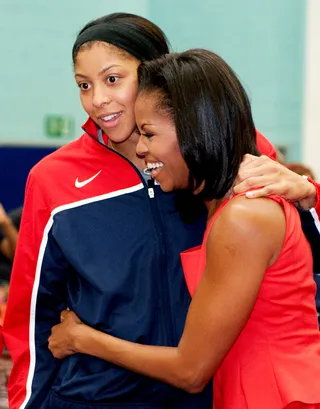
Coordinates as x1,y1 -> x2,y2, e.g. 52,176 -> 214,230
181,195 -> 320,409
286,404 -> 320,409
255,129 -> 277,159
307,178 -> 320,218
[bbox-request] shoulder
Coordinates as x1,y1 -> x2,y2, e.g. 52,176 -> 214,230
217,195 -> 285,228
207,196 -> 286,264
29,137 -> 85,182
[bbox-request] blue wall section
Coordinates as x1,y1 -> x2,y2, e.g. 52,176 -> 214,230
0,146 -> 57,211
149,0 -> 306,160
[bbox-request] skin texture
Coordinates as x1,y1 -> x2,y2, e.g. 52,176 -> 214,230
234,154 -> 317,210
48,93 -> 286,394
0,203 -> 18,260
75,42 -> 144,168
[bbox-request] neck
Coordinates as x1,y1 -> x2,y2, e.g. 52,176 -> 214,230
109,132 -> 145,170
204,189 -> 233,220
204,199 -> 223,220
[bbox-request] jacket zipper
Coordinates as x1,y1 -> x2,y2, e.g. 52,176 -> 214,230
146,178 -> 175,346
87,133 -> 175,345
147,178 -> 155,199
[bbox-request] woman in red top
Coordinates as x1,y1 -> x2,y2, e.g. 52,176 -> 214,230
48,49 -> 320,408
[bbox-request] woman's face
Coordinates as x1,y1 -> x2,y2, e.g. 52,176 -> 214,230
74,42 -> 140,144
135,92 -> 189,192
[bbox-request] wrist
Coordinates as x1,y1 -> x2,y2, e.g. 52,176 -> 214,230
308,178 -> 320,212
297,177 -> 317,210
306,178 -> 318,207
73,324 -> 91,354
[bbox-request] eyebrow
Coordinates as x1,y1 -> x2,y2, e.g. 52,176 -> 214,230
141,123 -> 154,130
75,64 -> 122,79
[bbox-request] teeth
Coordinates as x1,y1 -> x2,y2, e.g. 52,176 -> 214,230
147,162 -> 164,169
102,113 -> 119,121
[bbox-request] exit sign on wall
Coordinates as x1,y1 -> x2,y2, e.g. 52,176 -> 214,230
44,115 -> 74,138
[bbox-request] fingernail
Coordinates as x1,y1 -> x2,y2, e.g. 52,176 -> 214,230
246,191 -> 254,198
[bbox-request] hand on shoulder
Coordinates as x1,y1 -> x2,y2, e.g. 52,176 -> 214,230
234,155 -> 317,210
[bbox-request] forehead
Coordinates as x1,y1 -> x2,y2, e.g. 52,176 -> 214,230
135,92 -> 175,130
74,42 -> 139,71
135,93 -> 159,118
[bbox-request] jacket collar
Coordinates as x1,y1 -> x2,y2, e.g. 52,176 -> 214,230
82,117 -> 109,146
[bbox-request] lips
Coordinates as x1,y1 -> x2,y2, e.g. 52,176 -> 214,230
98,112 -> 122,129
146,161 -> 164,179
98,112 -> 122,122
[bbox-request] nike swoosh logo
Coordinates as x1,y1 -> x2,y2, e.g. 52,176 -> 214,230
75,170 -> 102,188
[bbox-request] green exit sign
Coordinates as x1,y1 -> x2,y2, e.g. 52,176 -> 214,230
44,115 -> 74,138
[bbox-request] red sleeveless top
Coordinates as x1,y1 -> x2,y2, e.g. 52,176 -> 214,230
181,195 -> 320,409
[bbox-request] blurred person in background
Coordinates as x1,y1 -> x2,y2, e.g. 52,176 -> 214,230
286,162 -> 315,180
0,204 -> 22,276
0,204 -> 21,268
0,203 -> 21,330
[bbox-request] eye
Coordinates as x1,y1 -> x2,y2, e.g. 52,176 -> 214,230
143,132 -> 155,139
107,76 -> 119,84
78,82 -> 91,91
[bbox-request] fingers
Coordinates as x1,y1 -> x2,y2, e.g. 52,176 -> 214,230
238,164 -> 277,185
244,187 -> 273,199
59,309 -> 81,324
242,183 -> 293,202
233,175 -> 273,194
239,154 -> 272,170
240,154 -> 259,167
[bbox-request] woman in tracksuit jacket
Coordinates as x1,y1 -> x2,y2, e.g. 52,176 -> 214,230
2,12 -> 276,409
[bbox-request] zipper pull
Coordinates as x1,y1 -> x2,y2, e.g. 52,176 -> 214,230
147,178 -> 155,199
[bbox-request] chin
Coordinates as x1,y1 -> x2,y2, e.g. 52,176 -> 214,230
158,182 -> 175,193
106,132 -> 131,145
107,128 -> 138,145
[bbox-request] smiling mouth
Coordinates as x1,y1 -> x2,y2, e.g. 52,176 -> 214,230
146,162 -> 164,171
145,162 -> 164,179
99,112 -> 122,122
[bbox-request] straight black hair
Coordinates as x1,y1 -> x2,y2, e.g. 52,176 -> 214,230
138,49 -> 260,201
72,13 -> 170,64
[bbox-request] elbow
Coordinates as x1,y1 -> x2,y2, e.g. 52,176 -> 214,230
177,367 -> 209,394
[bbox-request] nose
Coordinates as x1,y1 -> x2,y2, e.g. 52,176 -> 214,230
136,135 -> 149,157
92,85 -> 111,108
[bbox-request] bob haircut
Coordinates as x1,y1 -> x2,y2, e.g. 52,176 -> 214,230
137,49 -> 260,201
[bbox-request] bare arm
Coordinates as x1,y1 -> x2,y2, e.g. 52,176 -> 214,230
49,197 -> 285,393
234,154 -> 317,210
0,203 -> 18,260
